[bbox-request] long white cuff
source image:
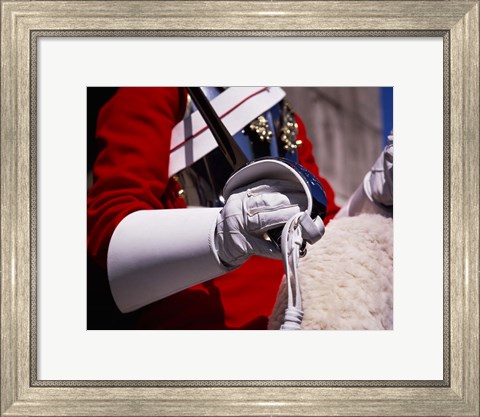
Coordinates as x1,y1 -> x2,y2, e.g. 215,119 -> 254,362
107,208 -> 230,313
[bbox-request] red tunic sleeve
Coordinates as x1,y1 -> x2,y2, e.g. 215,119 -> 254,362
87,87 -> 187,267
295,114 -> 340,224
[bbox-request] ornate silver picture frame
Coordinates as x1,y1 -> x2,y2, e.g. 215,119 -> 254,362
1,1 -> 478,415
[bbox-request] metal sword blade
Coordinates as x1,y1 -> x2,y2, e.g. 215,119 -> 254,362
186,87 -> 248,171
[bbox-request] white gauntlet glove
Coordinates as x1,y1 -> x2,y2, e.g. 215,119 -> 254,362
366,133 -> 393,207
107,159 -> 326,312
215,179 -> 308,267
337,134 -> 393,218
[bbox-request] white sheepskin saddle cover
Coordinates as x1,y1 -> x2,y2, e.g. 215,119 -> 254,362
268,214 -> 393,330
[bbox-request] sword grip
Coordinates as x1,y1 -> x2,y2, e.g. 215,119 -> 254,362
267,227 -> 283,248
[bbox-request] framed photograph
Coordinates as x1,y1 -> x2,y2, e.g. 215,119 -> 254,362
1,1 -> 478,416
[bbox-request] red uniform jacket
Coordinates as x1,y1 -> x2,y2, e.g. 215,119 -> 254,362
87,87 -> 339,330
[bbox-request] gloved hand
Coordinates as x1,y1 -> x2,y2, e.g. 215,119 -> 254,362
365,133 -> 393,207
215,179 -> 309,267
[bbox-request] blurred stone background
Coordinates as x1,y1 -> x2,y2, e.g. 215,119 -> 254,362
284,87 -> 390,206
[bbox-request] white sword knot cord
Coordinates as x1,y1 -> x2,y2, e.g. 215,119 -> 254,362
280,212 -> 309,330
